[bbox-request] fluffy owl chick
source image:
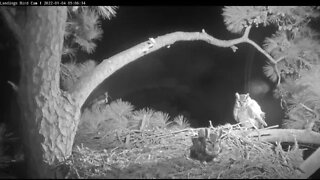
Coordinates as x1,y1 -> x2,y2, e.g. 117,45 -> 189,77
233,93 -> 267,129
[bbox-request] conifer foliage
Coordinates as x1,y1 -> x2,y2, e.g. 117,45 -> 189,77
3,6 -> 320,178
223,6 -> 320,131
60,6 -> 118,92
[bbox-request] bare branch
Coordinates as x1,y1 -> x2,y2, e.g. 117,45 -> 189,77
230,26 -> 251,52
245,129 -> 320,145
246,38 -> 284,85
275,56 -> 286,63
299,103 -> 320,131
243,25 -> 252,39
299,147 -> 320,179
71,26 -> 281,107
71,31 -> 251,107
300,104 -> 320,122
245,39 -> 277,64
300,103 -> 316,115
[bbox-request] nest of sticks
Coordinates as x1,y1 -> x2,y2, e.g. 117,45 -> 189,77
61,122 -> 304,179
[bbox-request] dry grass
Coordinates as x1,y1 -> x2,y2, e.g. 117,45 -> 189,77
61,122 -> 304,179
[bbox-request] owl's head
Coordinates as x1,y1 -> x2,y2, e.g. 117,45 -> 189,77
235,92 -> 250,106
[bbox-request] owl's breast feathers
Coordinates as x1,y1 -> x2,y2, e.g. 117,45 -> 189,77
234,104 -> 267,128
233,102 -> 240,122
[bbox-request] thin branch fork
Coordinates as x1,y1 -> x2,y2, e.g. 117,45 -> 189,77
300,103 -> 319,121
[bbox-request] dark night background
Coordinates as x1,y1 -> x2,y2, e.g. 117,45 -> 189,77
1,6 -> 284,131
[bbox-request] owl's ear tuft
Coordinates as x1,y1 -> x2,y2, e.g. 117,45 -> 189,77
235,92 -> 240,99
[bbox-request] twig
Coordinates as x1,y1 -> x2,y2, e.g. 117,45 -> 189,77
275,56 -> 286,63
300,103 -> 314,113
73,166 -> 81,179
243,25 -> 252,38
263,125 -> 279,130
245,39 -> 277,64
110,147 -> 119,153
170,128 -> 194,134
299,103 -> 320,130
140,115 -> 147,130
299,103 -> 319,122
299,147 -> 320,178
7,81 -> 18,92
209,120 -> 214,128
245,38 -> 286,86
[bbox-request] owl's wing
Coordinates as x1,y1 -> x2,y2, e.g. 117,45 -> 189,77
247,100 -> 267,127
255,114 -> 267,127
233,101 -> 240,122
247,100 -> 262,113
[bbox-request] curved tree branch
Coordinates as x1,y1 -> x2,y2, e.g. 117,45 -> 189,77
71,28 -> 253,107
245,39 -> 277,64
299,147 -> 320,178
70,25 -> 280,109
67,23 -> 320,177
245,39 -> 284,85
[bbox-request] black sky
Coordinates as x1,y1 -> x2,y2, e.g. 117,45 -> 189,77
1,6 -> 284,128
81,6 -> 283,127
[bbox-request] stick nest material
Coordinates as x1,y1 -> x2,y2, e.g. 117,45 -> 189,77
61,123 -> 304,179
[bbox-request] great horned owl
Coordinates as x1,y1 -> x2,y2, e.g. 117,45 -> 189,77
233,92 -> 267,129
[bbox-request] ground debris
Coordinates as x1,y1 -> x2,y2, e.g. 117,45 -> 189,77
67,124 -> 303,179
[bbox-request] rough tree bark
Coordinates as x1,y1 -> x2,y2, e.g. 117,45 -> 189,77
8,7 -> 80,178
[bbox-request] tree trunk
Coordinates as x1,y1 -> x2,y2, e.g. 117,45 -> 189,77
17,7 -> 80,178
1,6 -> 318,178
